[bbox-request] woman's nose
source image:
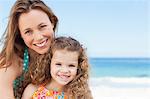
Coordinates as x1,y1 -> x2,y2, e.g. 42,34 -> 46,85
33,31 -> 44,41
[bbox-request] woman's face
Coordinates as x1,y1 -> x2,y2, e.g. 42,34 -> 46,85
19,9 -> 54,54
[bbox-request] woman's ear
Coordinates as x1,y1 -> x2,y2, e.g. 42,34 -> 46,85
52,24 -> 55,31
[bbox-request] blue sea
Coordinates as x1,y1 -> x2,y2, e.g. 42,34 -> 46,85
89,58 -> 150,78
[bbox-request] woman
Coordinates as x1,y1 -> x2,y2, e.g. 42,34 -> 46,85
0,0 -> 58,98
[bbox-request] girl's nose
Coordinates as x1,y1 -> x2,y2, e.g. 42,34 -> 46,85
60,66 -> 70,73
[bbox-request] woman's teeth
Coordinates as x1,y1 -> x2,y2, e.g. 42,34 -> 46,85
35,40 -> 47,47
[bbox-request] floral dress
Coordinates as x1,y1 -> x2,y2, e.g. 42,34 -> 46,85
32,85 -> 68,99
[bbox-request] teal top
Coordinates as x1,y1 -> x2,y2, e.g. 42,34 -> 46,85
13,47 -> 29,88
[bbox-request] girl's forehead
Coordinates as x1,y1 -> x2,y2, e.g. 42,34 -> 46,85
53,49 -> 79,55
52,50 -> 79,60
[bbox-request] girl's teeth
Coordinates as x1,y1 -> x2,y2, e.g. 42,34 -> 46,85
59,75 -> 69,81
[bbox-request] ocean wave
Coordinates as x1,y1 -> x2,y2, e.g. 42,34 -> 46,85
89,77 -> 150,88
89,77 -> 150,99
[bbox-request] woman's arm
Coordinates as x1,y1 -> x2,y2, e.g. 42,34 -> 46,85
0,67 -> 15,99
0,55 -> 22,99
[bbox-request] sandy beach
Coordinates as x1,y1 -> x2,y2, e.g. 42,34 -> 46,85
90,77 -> 150,99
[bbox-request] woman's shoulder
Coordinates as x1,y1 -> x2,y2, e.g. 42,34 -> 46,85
0,64 -> 16,83
0,54 -> 23,79
0,61 -> 22,81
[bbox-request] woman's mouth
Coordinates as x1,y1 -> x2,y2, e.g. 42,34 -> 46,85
34,39 -> 48,47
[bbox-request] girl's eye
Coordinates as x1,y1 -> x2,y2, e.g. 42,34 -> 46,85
55,63 -> 61,66
69,64 -> 76,67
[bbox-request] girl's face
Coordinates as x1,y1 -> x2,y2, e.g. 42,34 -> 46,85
50,49 -> 78,87
19,9 -> 54,54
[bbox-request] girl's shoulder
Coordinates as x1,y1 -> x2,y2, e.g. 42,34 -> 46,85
26,83 -> 39,90
22,83 -> 38,99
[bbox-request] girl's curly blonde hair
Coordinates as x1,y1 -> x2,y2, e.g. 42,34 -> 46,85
50,37 -> 93,99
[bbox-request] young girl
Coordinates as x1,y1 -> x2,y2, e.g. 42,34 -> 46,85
22,36 -> 93,99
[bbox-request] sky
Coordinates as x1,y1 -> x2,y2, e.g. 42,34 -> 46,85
0,0 -> 149,58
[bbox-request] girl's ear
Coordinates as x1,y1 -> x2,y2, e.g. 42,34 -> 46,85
77,68 -> 82,75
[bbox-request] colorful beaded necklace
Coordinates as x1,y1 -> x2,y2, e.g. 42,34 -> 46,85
13,47 -> 29,88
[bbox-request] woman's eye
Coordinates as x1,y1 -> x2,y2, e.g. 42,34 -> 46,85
25,30 -> 32,35
40,25 -> 47,29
